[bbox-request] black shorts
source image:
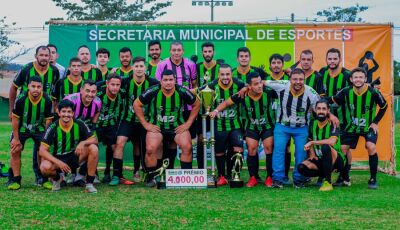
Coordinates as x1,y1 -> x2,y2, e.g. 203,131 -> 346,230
308,153 -> 345,175
196,115 -> 211,135
96,125 -> 118,146
183,110 -> 197,139
56,153 -> 79,171
215,129 -> 243,153
161,129 -> 176,143
117,120 -> 146,141
245,128 -> 274,141
10,132 -> 43,147
341,129 -> 378,149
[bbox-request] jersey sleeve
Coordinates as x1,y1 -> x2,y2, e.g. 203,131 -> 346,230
155,62 -> 165,81
12,67 -> 28,88
95,68 -> 103,82
330,125 -> 340,138
331,87 -> 347,105
256,67 -> 267,80
78,120 -> 94,141
138,85 -> 160,105
230,93 -> 243,104
52,67 -> 60,86
232,78 -> 245,89
308,123 -> 313,140
178,85 -> 197,105
265,80 -> 288,91
44,95 -> 54,119
52,79 -> 61,100
189,61 -> 197,82
308,86 -> 320,108
12,95 -> 24,118
41,123 -> 56,147
373,89 -> 387,108
265,86 -> 278,99
148,77 -> 160,86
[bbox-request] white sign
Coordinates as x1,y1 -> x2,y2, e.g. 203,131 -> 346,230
166,169 -> 207,189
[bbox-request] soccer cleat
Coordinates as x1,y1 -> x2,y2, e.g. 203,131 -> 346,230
120,177 -> 135,185
264,176 -> 273,188
246,176 -> 258,187
293,181 -> 306,189
315,177 -> 324,187
133,171 -> 141,183
217,176 -> 229,186
93,175 -> 101,184
42,181 -> 53,190
272,180 -> 283,189
85,183 -> 98,193
319,180 -> 333,192
109,176 -> 120,186
66,173 -> 75,184
34,178 -> 44,186
145,179 -> 157,188
7,182 -> 21,190
333,178 -> 351,187
73,179 -> 86,187
368,178 -> 378,189
102,174 -> 111,184
52,178 -> 61,191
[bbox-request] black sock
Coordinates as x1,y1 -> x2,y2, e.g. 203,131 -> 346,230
166,148 -> 177,169
86,175 -> 95,184
180,161 -> 192,169
133,154 -> 141,174
266,154 -> 273,178
113,158 -> 123,178
147,167 -> 157,180
196,142 -> 204,169
78,162 -> 87,176
105,145 -> 113,175
247,155 -> 257,177
54,169 -> 62,181
343,159 -> 352,181
285,151 -> 291,177
321,145 -> 333,183
13,175 -> 22,184
254,153 -> 260,178
8,167 -> 14,181
216,155 -> 225,177
369,154 -> 378,180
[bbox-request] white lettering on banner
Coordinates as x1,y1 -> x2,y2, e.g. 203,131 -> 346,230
87,28 -> 353,41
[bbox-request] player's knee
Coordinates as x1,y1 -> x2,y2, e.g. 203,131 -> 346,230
247,145 -> 258,156
88,144 -> 99,158
40,161 -> 52,175
264,145 -> 273,154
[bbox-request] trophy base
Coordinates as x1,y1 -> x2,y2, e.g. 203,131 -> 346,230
230,180 -> 244,188
157,181 -> 166,190
207,175 -> 217,188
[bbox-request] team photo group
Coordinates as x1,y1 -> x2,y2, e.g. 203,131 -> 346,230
6,39 -> 387,193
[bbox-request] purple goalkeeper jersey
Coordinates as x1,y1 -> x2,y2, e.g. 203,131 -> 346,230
64,93 -> 102,128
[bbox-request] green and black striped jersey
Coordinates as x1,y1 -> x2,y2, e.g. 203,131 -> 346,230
230,87 -> 277,131
121,76 -> 159,123
308,119 -> 345,162
12,92 -> 53,133
115,67 -> 133,79
305,70 -> 324,95
265,72 -> 289,81
147,62 -> 158,79
207,78 -> 245,132
99,67 -> 112,81
52,76 -> 82,101
232,66 -> 267,83
96,86 -> 125,127
139,84 -> 197,130
13,62 -> 60,95
41,118 -> 94,156
196,61 -> 220,87
332,86 -> 387,134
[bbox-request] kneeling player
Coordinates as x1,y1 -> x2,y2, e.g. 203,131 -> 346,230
211,72 -> 277,187
133,69 -> 200,186
298,100 -> 345,191
39,100 -> 99,193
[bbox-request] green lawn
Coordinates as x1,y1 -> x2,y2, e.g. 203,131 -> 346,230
0,123 -> 399,229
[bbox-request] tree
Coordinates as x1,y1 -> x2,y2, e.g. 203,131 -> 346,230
52,0 -> 172,21
316,4 -> 369,22
394,60 -> 400,95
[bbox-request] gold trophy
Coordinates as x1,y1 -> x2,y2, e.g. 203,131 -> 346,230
199,75 -> 217,188
151,159 -> 169,189
230,152 -> 244,188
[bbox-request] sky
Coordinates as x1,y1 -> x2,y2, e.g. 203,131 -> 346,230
1,0 -> 399,63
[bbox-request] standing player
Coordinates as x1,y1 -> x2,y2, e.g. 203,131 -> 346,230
331,67 -> 387,189
52,57 -> 83,107
264,68 -> 331,188
299,100 -> 346,191
47,44 -> 66,78
295,50 -> 324,94
155,41 -> 197,166
206,64 -> 245,186
147,40 -> 162,78
76,45 -> 103,82
210,72 -> 276,187
96,73 -> 125,183
319,48 -> 352,185
111,56 -> 159,186
133,69 -> 200,186
112,47 -> 134,78
232,47 -> 267,82
39,99 -> 99,193
8,45 -> 59,184
96,48 -> 111,80
195,41 -> 221,169
7,76 -> 54,190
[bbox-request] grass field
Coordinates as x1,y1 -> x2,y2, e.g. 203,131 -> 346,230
0,123 -> 399,229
